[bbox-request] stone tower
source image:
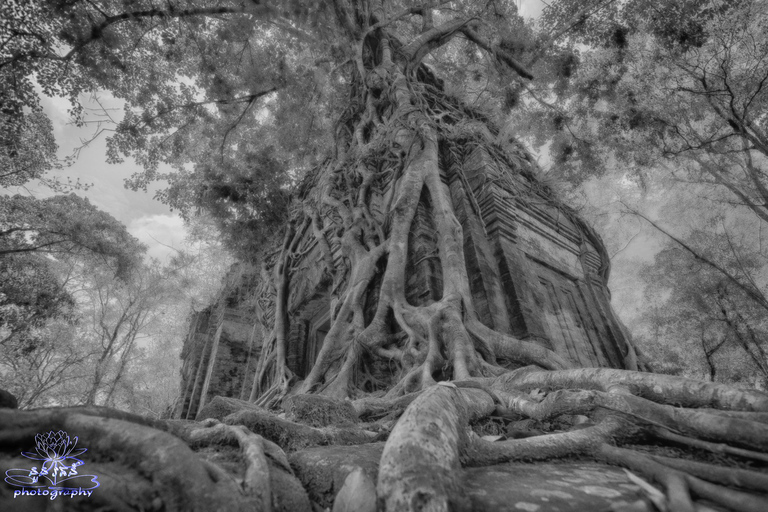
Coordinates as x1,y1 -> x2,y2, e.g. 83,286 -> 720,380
174,142 -> 635,420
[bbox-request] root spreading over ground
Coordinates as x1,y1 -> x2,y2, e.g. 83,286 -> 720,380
2,369 -> 767,511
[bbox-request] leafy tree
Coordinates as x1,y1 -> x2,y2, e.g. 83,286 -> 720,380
0,194 -> 145,273
523,0 -> 768,195
2,2 -> 768,511
74,261 -> 174,406
0,112 -> 59,188
515,0 -> 768,390
0,253 -> 75,347
0,166 -> 150,408
0,316 -> 91,408
0,234 -> 232,412
564,168 -> 768,391
1,257 -> 187,409
0,147 -> 145,337
638,233 -> 768,387
112,231 -> 234,417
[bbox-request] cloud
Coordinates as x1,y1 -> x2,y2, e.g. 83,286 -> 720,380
128,215 -> 188,262
4,86 -> 191,269
17,88 -> 183,239
520,0 -> 546,18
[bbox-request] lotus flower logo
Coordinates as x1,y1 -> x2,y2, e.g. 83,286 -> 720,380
4,429 -> 99,499
26,431 -> 87,470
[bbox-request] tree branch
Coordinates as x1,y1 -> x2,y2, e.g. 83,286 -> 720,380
402,17 -> 474,69
624,204 -> 768,313
460,26 -> 534,80
62,5 -> 251,60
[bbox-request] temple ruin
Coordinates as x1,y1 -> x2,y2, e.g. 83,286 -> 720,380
175,143 -> 635,420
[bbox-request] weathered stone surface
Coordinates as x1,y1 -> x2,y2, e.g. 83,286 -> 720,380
284,394 -> 358,427
331,466 -> 377,512
192,437 -> 312,512
289,443 -> 384,509
462,461 -> 649,512
289,444 -> 648,512
270,465 -> 313,512
175,287 -> 260,421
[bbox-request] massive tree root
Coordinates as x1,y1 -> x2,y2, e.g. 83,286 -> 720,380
5,366 -> 765,511
377,374 -> 768,512
0,405 -> 315,512
0,407 -> 255,511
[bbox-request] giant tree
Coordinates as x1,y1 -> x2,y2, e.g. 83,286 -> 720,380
2,2 -> 768,511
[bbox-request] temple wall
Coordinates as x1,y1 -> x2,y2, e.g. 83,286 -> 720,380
461,146 -> 627,368
174,272 -> 261,419
176,143 -> 634,418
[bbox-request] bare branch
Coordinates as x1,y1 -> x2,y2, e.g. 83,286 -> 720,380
624,204 -> 768,313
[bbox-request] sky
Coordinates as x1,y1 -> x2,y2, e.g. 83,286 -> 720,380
11,92 -> 189,263
4,1 -> 549,264
519,0 -> 547,18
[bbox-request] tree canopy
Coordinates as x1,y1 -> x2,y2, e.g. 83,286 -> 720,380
0,194 -> 145,271
523,0 -> 768,189
7,0 -> 766,263
512,0 -> 768,389
3,0 -> 542,256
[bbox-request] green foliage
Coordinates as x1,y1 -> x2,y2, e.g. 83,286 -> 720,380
74,260 -> 175,406
2,0 -> 544,247
637,232 -> 768,387
0,137 -> 148,408
0,210 -> 232,410
6,0 -> 768,393
0,194 -> 145,276
0,112 -> 58,187
522,0 -> 768,191
162,147 -> 293,261
518,0 -> 768,385
3,0 -> 342,216
0,192 -> 146,372
1,257 -> 175,409
0,254 -> 75,347
0,316 -> 90,407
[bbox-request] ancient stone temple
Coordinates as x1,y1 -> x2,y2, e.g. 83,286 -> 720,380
174,143 -> 635,420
